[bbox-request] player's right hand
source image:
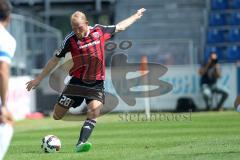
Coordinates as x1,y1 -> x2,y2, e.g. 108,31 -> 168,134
26,78 -> 41,91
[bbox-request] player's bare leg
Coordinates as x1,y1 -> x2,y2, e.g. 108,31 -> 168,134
76,100 -> 103,152
52,104 -> 69,120
87,100 -> 102,120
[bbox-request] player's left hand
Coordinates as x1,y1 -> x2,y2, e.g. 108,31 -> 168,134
0,106 -> 14,126
136,8 -> 146,19
26,78 -> 41,91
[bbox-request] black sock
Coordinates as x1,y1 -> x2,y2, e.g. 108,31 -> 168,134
78,119 -> 96,144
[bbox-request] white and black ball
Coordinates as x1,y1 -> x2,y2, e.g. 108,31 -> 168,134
41,135 -> 61,153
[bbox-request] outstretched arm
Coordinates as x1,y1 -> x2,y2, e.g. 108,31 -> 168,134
26,56 -> 61,91
115,8 -> 146,33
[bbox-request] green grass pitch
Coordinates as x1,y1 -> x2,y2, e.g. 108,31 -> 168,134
4,111 -> 240,160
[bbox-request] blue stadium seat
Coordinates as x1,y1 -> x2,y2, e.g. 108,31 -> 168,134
230,12 -> 240,25
207,29 -> 225,43
211,0 -> 228,10
228,28 -> 240,42
232,0 -> 240,8
226,45 -> 240,61
204,46 -> 224,61
209,13 -> 226,26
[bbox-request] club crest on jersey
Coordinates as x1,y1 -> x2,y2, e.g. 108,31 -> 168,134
92,32 -> 100,38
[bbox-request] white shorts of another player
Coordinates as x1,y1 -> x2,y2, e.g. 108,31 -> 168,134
0,123 -> 14,160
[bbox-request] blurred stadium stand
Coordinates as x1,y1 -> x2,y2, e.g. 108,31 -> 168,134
232,0 -> 240,8
9,0 -> 208,69
9,14 -> 62,75
205,0 -> 240,63
10,0 -> 115,35
226,45 -> 240,60
211,0 -> 228,10
114,0 -> 206,65
230,11 -> 240,25
209,12 -> 226,26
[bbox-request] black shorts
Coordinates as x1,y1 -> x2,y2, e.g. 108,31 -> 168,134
57,77 -> 105,109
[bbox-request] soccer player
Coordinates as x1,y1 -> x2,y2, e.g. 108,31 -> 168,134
26,8 -> 146,152
0,0 -> 16,159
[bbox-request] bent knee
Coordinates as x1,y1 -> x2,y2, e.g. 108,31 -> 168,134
88,107 -> 101,118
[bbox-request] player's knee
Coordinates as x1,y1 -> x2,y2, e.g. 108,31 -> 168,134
90,107 -> 101,118
87,100 -> 102,118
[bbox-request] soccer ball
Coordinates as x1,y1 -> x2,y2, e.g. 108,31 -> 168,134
41,135 -> 61,153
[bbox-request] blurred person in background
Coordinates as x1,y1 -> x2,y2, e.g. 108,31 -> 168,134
26,8 -> 146,152
0,0 -> 16,159
234,96 -> 240,111
199,52 -> 228,111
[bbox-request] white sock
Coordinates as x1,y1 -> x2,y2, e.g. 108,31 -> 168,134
0,123 -> 14,160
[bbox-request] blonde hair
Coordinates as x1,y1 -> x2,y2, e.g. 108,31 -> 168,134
71,11 -> 87,22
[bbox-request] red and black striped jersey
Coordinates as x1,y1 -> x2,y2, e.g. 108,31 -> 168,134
55,24 -> 116,80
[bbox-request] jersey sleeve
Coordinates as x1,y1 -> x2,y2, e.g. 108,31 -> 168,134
95,24 -> 116,40
0,38 -> 16,64
55,32 -> 73,58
